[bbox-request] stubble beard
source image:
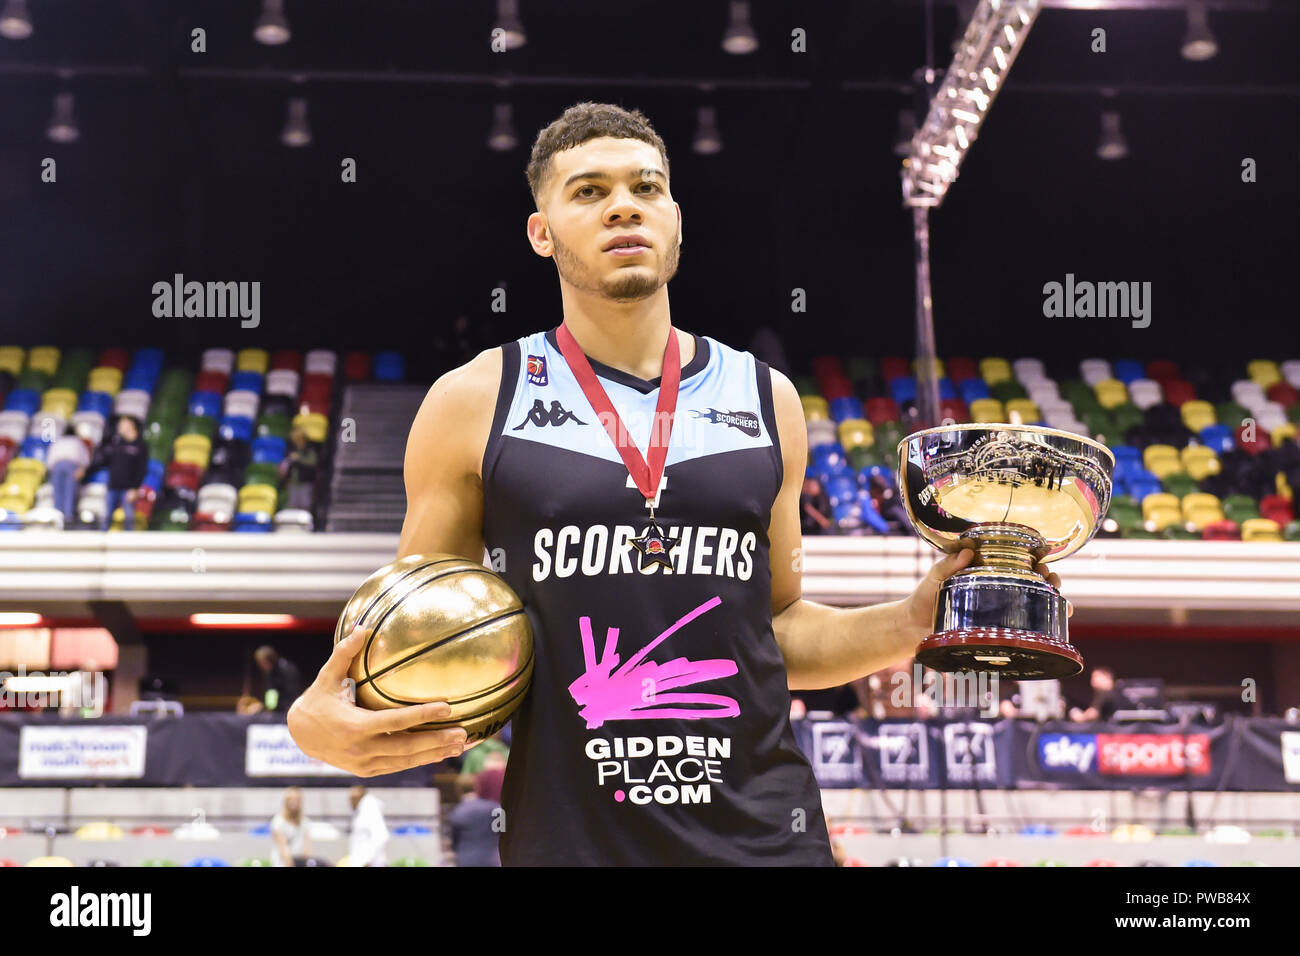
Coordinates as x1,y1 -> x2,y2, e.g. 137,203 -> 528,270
553,227 -> 682,303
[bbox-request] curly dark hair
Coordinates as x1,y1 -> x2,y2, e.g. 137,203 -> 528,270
526,101 -> 670,209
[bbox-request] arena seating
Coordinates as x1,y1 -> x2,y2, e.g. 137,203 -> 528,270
0,345 -> 402,533
797,355 -> 1300,539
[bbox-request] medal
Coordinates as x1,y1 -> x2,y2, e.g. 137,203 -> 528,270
556,322 -> 681,573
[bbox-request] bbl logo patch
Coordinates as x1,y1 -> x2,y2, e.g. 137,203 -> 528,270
527,354 -> 548,386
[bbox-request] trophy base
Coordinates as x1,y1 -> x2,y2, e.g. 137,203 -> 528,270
916,627 -> 1083,680
921,569 -> 1081,680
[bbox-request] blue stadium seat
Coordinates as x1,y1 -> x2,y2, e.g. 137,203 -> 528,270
230,371 -> 264,394
890,376 -> 917,404
19,436 -> 49,461
856,489 -> 890,532
938,378 -> 958,400
373,351 -> 405,382
251,435 -> 286,464
186,857 -> 230,867
187,391 -> 223,418
218,416 -> 254,443
4,389 -> 39,415
829,396 -> 863,423
932,857 -> 975,867
1199,424 -> 1235,454
959,379 -> 991,403
76,392 -> 115,417
1112,359 -> 1145,384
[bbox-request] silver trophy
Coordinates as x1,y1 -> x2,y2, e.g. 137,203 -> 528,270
897,424 -> 1114,680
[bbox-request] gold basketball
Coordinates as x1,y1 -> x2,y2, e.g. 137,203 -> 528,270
334,553 -> 534,743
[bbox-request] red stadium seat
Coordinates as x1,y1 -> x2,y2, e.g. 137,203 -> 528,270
1064,825 -> 1107,837
97,347 -> 130,372
1266,382 -> 1299,407
164,462 -> 202,492
130,826 -> 171,837
939,398 -> 970,423
983,858 -> 1022,867
811,356 -> 844,380
820,377 -> 853,401
1202,519 -> 1241,541
1160,380 -> 1196,406
866,397 -> 900,425
195,369 -> 230,395
1260,494 -> 1293,525
1236,424 -> 1271,454
0,860 -> 20,867
133,486 -> 157,525
270,349 -> 303,373
1084,859 -> 1119,867
343,351 -> 371,382
879,356 -> 910,382
946,357 -> 978,382
842,858 -> 870,867
1146,359 -> 1181,382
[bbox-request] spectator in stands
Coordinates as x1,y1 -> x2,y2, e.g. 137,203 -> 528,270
271,786 -> 312,867
1069,666 -> 1120,723
246,645 -> 304,714
279,424 -> 320,512
449,767 -> 504,867
347,786 -> 389,868
800,475 -> 832,534
47,425 -> 91,527
82,415 -> 148,531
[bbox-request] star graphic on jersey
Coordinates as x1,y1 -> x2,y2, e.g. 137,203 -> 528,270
629,522 -> 674,572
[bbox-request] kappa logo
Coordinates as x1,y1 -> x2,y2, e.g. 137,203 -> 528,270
512,398 -> 587,430
526,353 -> 548,386
689,408 -> 760,437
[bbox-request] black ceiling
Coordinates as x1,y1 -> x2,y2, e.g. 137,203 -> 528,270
0,1 -> 1296,381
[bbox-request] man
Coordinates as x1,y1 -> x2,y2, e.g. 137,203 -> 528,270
1069,666 -> 1120,723
83,415 -> 148,530
47,425 -> 91,527
447,769 -> 504,868
288,102 -> 1065,865
248,646 -> 303,714
278,425 -> 320,512
347,786 -> 389,867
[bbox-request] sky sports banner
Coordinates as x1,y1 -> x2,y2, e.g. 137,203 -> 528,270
792,716 -> 1300,791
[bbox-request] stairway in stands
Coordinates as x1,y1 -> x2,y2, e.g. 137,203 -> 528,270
324,384 -> 426,532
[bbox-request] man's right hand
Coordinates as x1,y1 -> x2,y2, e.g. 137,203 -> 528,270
287,625 -> 468,777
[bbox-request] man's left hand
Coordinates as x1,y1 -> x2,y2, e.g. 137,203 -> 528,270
902,547 -> 1070,633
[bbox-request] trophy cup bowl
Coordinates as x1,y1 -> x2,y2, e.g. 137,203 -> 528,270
897,423 -> 1114,680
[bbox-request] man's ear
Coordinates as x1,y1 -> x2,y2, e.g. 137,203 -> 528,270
676,203 -> 683,247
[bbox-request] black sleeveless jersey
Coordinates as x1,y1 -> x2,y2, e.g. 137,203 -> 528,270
480,326 -> 833,866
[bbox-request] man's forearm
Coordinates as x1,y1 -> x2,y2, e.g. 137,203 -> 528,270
773,597 -> 927,691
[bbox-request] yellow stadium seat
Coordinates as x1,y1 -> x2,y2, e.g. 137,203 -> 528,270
40,388 -> 78,418
1180,445 -> 1220,481
75,822 -> 124,840
837,418 -> 874,450
970,398 -> 1006,423
1278,472 -> 1294,501
1181,492 -> 1223,522
979,357 -> 1011,384
173,434 -> 212,468
1141,492 -> 1180,525
292,412 -> 329,444
1005,399 -> 1040,423
913,358 -> 945,379
0,346 -> 24,376
1180,400 -> 1216,433
236,348 -> 269,374
1143,444 -> 1181,472
238,484 -> 278,513
3,473 -> 40,497
26,346 -> 61,375
0,495 -> 30,515
6,457 -> 46,482
1241,518 -> 1281,542
1094,379 -> 1129,409
87,366 -> 123,396
1247,360 -> 1281,389
26,856 -> 75,867
1271,423 -> 1297,445
800,396 -> 830,422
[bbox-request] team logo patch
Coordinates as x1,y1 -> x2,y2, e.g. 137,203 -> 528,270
689,407 -> 761,437
527,354 -> 548,386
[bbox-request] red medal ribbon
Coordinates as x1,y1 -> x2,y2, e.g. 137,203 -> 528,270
555,322 -> 680,503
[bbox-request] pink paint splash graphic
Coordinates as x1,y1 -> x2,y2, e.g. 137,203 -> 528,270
567,596 -> 741,729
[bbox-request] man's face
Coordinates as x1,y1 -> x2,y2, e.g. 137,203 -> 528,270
1092,670 -> 1114,691
529,137 -> 682,303
118,419 -> 136,441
